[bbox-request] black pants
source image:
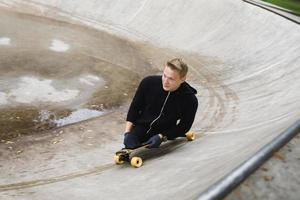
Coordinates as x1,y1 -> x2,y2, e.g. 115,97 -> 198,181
123,125 -> 156,149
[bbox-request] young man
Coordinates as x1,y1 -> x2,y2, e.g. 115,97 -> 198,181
123,58 -> 198,149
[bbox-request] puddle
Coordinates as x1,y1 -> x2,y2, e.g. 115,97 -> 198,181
54,109 -> 105,126
49,39 -> 70,52
0,8 -> 159,139
0,37 -> 11,46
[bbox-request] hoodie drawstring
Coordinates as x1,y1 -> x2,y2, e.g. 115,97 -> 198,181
146,91 -> 170,134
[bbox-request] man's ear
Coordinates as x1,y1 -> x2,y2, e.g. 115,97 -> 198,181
181,75 -> 186,82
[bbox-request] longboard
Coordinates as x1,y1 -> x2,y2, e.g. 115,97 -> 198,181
114,131 -> 195,168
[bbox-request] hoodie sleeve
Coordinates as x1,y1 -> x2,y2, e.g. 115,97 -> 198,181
126,77 -> 148,123
164,95 -> 198,138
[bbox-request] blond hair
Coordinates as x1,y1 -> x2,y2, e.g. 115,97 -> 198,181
166,58 -> 188,78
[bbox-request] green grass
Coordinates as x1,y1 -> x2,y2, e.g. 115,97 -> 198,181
262,0 -> 300,15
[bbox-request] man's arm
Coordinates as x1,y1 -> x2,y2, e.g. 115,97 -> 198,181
126,78 -> 148,123
125,77 -> 149,132
164,95 -> 198,139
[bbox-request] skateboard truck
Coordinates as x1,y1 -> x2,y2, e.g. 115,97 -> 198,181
114,146 -> 146,168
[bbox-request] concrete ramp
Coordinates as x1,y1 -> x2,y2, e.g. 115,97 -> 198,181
0,0 -> 299,199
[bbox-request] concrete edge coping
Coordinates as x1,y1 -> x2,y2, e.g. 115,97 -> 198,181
243,0 -> 300,25
197,119 -> 300,200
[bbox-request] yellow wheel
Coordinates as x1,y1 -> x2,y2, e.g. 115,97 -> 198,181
114,155 -> 124,165
130,157 -> 143,168
186,131 -> 195,141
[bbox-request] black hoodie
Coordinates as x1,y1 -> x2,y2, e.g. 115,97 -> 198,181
127,75 -> 198,139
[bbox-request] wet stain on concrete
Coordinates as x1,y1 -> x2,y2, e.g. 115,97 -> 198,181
0,8 -> 157,139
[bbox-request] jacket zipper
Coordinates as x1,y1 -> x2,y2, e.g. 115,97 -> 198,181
146,91 -> 170,134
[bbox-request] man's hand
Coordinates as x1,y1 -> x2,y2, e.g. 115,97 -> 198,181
144,134 -> 163,148
125,121 -> 134,133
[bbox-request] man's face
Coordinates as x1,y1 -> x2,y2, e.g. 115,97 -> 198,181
162,66 -> 186,92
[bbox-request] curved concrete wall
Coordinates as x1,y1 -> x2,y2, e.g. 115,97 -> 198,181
1,0 -> 299,129
1,0 -> 300,199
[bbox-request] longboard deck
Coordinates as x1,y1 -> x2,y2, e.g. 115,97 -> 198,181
114,131 -> 195,168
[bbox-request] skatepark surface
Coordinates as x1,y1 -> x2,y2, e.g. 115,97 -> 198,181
0,0 -> 299,199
